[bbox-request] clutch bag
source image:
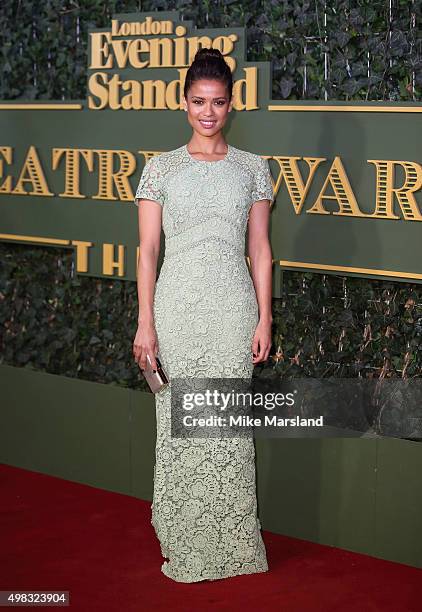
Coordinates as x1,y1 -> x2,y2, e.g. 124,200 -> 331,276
141,354 -> 169,393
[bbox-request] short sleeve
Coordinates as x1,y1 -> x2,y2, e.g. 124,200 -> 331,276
250,156 -> 274,205
133,156 -> 165,207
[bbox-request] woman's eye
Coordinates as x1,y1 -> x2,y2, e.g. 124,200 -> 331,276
192,100 -> 225,105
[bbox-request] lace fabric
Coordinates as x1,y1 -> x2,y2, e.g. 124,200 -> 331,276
133,144 -> 272,582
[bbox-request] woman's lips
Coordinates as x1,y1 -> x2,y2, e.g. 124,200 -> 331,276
199,120 -> 217,128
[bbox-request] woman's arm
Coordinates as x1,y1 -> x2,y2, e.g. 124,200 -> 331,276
133,200 -> 162,371
247,200 -> 273,364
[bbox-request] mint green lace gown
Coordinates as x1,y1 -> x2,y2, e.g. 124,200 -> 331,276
134,143 -> 274,583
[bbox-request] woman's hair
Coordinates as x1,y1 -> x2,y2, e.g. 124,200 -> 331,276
184,47 -> 233,101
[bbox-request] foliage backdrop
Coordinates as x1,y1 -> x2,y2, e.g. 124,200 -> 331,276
0,1 -> 421,395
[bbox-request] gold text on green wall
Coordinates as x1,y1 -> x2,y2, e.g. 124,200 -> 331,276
1,145 -> 421,221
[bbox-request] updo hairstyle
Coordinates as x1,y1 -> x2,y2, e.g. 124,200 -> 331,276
184,47 -> 233,100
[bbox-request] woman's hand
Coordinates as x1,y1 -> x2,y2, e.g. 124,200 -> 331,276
133,322 -> 159,371
252,318 -> 272,364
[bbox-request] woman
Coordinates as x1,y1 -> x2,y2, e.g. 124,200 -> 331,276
132,47 -> 274,583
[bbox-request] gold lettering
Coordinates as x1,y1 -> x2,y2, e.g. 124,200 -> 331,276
12,146 -> 54,196
107,73 -> 123,110
149,37 -> 175,68
174,26 -> 188,66
167,73 -> 184,110
367,160 -> 422,221
87,73 -> 109,110
233,67 -> 258,110
92,150 -> 137,201
121,80 -> 142,110
71,240 -> 93,272
110,38 -> 132,69
142,78 -> 167,110
86,31 -> 247,111
0,146 -> 12,193
52,149 -> 95,198
111,18 -> 173,37
307,156 -> 366,217
89,32 -> 113,69
111,19 -> 119,37
103,243 -> 125,276
271,156 -> 325,214
128,38 -> 149,69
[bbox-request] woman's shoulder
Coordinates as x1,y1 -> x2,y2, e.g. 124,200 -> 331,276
143,146 -> 186,179
147,145 -> 187,168
229,145 -> 265,164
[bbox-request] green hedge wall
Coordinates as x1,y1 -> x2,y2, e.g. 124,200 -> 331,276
1,243 -> 421,392
0,0 -> 420,101
0,1 -> 421,397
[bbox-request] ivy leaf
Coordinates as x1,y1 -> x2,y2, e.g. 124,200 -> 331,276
279,77 -> 295,98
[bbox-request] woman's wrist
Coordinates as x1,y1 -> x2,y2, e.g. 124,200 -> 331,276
259,314 -> 273,324
138,314 -> 154,327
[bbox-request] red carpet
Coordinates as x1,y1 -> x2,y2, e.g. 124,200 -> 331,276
0,463 -> 419,611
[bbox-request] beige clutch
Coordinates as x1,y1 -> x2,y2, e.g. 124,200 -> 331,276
141,353 -> 169,393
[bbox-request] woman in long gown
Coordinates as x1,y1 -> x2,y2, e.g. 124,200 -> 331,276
132,47 -> 274,583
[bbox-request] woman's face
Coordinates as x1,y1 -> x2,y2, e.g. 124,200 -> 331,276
183,79 -> 232,137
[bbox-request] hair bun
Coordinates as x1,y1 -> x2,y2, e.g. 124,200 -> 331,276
193,47 -> 224,62
184,46 -> 233,100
